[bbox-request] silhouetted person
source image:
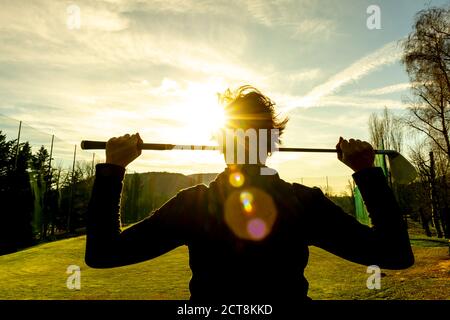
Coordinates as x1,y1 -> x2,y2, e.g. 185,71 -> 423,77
85,85 -> 414,301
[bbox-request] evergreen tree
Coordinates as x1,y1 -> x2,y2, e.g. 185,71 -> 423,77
0,135 -> 34,254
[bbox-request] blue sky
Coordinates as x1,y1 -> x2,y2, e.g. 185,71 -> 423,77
1,0 -> 448,191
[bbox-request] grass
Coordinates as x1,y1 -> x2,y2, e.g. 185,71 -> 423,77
0,235 -> 448,300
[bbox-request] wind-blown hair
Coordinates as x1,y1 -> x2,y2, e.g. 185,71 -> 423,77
219,85 -> 289,147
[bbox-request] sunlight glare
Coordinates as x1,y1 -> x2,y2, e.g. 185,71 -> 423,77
177,81 -> 227,144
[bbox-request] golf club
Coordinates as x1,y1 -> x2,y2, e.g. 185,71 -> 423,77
80,140 -> 417,184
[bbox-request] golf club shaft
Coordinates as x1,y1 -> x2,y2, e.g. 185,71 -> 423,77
80,140 -> 397,155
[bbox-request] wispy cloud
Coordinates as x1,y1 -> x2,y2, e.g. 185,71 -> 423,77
290,112 -> 370,129
317,95 -> 406,109
290,19 -> 335,40
357,83 -> 412,96
281,41 -> 403,111
244,0 -> 337,40
287,68 -> 323,83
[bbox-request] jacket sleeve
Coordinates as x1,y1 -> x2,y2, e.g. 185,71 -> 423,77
298,166 -> 414,270
85,163 -> 202,268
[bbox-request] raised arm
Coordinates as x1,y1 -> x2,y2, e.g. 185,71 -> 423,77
300,138 -> 414,269
84,133 -> 199,268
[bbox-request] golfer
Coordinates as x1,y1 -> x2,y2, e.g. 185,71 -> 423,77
85,85 -> 414,301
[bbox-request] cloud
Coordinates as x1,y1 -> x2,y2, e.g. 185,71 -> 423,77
147,78 -> 182,97
244,0 -> 337,39
79,7 -> 129,31
291,112 -> 370,129
357,83 -> 412,96
287,68 -> 323,83
290,19 -> 335,40
0,0 -> 255,82
317,95 -> 407,109
281,41 -> 403,111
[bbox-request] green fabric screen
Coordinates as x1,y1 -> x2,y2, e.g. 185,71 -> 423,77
354,145 -> 389,226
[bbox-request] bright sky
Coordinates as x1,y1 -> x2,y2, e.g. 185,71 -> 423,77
1,0 -> 447,192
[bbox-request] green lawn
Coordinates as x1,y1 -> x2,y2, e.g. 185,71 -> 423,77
0,235 -> 448,300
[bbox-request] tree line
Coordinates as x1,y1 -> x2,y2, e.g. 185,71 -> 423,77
0,131 -> 95,255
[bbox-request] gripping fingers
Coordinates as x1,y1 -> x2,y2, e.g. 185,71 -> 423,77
136,133 -> 143,156
336,137 -> 344,161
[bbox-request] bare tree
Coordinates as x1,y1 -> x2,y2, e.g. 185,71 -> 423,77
402,6 -> 450,160
368,106 -> 422,230
401,6 -> 450,238
368,106 -> 403,152
410,140 -> 439,236
368,106 -> 405,195
76,160 -> 95,180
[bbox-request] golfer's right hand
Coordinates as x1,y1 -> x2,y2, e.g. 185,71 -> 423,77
105,133 -> 143,168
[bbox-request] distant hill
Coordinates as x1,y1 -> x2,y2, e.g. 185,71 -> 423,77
120,171 -> 218,223
118,171 -> 358,225
188,173 -> 220,186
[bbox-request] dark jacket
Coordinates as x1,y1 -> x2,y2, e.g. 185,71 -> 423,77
85,164 -> 414,301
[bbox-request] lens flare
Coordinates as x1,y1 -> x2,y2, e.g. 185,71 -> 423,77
224,187 -> 277,241
240,191 -> 254,203
229,171 -> 245,188
247,218 -> 267,240
240,191 -> 254,215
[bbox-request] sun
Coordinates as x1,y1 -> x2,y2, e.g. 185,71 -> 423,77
178,88 -> 227,145
185,98 -> 226,144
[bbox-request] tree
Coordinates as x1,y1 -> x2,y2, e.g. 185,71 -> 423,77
121,172 -> 141,224
401,6 -> 450,237
30,146 -> 50,239
13,142 -> 34,247
408,137 -> 450,237
0,131 -> 14,177
402,6 -> 450,160
368,106 -> 403,195
31,146 -> 49,173
368,107 -> 404,194
57,160 -> 94,233
0,133 -> 34,255
368,107 -> 403,153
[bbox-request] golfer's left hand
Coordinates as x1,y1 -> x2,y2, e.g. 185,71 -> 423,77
336,137 -> 375,172
106,133 -> 143,168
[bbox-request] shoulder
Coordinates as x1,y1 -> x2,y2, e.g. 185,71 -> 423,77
291,182 -> 321,194
153,184 -> 209,212
291,183 -> 325,205
152,184 -> 209,221
176,183 -> 209,197
174,183 -> 209,204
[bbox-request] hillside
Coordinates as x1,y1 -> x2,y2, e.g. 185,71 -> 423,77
120,172 -> 218,223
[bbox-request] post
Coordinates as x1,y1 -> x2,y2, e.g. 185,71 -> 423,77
430,151 -> 443,238
68,144 -> 77,233
44,134 -> 55,239
14,121 -> 22,170
326,176 -> 329,195
52,168 -> 61,237
440,175 -> 450,238
381,138 -> 393,188
91,153 -> 95,177
48,135 -> 54,176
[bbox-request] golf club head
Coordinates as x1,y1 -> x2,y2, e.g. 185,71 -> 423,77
386,152 -> 417,184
